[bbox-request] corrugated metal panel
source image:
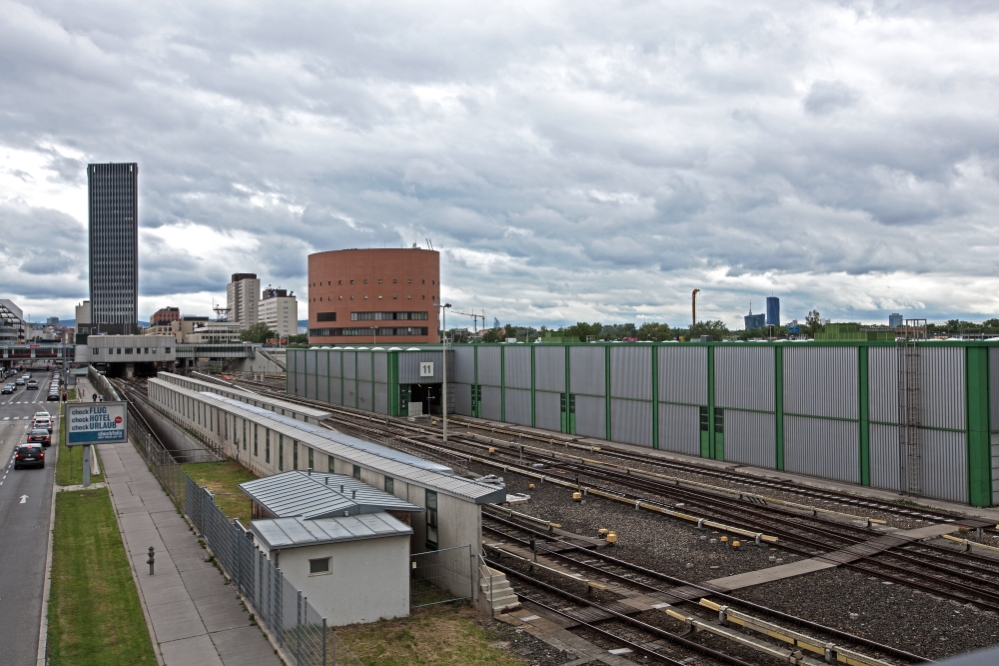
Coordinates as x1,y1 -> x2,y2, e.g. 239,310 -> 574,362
991,434 -> 999,506
870,424 -> 901,491
658,404 -> 700,455
610,399 -> 652,447
477,346 -> 502,386
329,373 -> 343,405
919,428 -> 968,503
919,347 -> 965,431
453,346 -> 475,385
569,347 -> 606,396
535,391 -> 562,432
343,351 -> 357,380
294,351 -> 306,397
374,353 -> 388,383
505,347 -> 532,389
783,416 -> 859,484
659,346 -> 708,406
783,347 -> 858,419
575,394 -> 606,439
453,383 -> 473,416
343,378 -> 357,408
329,350 -> 342,379
724,410 -> 776,469
287,350 -> 298,394
316,352 -> 330,403
504,388 -> 532,427
306,351 -> 318,400
357,381 -> 373,411
374,383 -> 388,415
398,350 -> 448,383
868,346 -> 898,424
610,347 -> 652,400
535,346 -> 566,393
357,351 -> 373,381
992,350 -> 999,430
715,347 -> 774,412
481,385 -> 501,421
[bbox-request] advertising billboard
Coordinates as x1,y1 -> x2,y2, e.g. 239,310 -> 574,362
67,402 -> 128,446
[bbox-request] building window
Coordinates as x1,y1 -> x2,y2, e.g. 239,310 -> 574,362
338,280 -> 342,285
426,490 -> 438,550
117,348 -> 123,354
377,279 -> 382,284
254,425 -> 258,456
352,464 -> 361,480
328,454 -> 335,473
363,279 -> 368,284
392,279 -> 397,284
265,430 -> 271,463
165,348 -> 171,353
309,558 -> 331,575
385,477 -> 394,494
243,420 -> 247,450
278,435 -> 284,471
339,296 -> 343,300
152,348 -> 157,354
317,312 -> 337,322
92,348 -> 99,355
350,280 -> 354,284
350,296 -> 354,300
144,348 -> 149,354
407,279 -> 412,284
308,446 -> 314,470
422,279 -> 425,284
714,408 -> 724,434
293,440 -> 298,470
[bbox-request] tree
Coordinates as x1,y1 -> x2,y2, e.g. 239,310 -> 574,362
685,320 -> 731,341
239,322 -> 276,343
804,309 -> 823,337
637,322 -> 673,341
287,333 -> 308,346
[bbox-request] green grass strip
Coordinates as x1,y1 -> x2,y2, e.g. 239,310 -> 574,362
47,488 -> 156,666
56,402 -> 103,487
182,460 -> 259,523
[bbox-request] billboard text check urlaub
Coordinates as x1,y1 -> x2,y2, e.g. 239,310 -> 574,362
67,403 -> 128,445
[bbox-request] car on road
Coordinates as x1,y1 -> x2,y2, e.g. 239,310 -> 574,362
2,384 -> 14,394
27,428 -> 51,447
33,417 -> 52,432
47,393 -> 60,401
34,410 -> 50,418
26,380 -> 38,390
15,378 -> 25,386
14,444 -> 45,469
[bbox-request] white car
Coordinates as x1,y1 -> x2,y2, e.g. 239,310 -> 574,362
34,411 -> 51,419
33,417 -> 52,433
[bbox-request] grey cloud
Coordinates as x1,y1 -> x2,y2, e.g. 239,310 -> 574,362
803,80 -> 860,116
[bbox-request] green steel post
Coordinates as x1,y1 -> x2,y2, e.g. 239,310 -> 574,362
388,351 -> 399,416
859,346 -> 870,486
775,345 -> 784,470
286,350 -> 293,393
651,345 -> 659,450
565,344 -> 572,434
339,350 -> 344,406
966,347 -> 992,507
474,346 -> 479,418
605,346 -> 612,441
706,345 -> 715,459
371,351 -> 376,408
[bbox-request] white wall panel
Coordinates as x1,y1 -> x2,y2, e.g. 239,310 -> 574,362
505,347 -> 532,389
575,394 -> 606,439
534,346 -> 566,393
870,424 -> 901,491
478,347 -> 502,386
535,391 -> 562,433
481,385 -> 502,421
453,346 -> 475,385
610,399 -> 652,447
724,410 -> 776,469
504,388 -> 532,427
658,404 -> 701,455
783,416 -> 860,484
569,347 -> 606,396
659,346 -> 708,406
783,347 -> 858,419
453,383 -> 473,416
610,347 -> 652,400
715,347 -> 774,412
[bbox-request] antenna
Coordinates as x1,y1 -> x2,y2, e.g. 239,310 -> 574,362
425,238 -> 435,251
211,298 -> 231,322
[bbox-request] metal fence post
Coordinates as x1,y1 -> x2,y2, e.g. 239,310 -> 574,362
322,618 -> 328,666
296,591 -> 303,666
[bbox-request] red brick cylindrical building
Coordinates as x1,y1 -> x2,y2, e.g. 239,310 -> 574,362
307,248 -> 441,345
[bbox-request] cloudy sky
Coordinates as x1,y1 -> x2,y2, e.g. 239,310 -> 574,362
2,1 -> 999,329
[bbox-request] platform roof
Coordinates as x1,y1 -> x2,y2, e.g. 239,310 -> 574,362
251,513 -> 412,550
240,470 -> 423,519
157,371 -> 331,420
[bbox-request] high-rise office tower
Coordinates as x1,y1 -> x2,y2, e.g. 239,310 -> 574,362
889,313 -> 903,328
88,163 -> 138,335
227,273 -> 260,329
765,296 -> 780,327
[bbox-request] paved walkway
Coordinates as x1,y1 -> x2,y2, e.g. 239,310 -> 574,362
98,419 -> 282,665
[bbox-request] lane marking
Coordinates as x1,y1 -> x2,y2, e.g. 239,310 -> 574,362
20,495 -> 28,503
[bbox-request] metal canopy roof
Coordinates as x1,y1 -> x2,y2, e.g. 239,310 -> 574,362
207,393 -> 455,475
251,513 -> 412,550
239,470 -> 424,519
148,378 -> 508,504
157,371 -> 331,420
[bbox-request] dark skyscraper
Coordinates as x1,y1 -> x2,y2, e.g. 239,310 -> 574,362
88,163 -> 138,335
766,296 -> 780,327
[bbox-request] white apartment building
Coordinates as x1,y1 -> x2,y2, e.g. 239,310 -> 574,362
259,288 -> 298,339
226,273 -> 260,330
186,321 -> 242,343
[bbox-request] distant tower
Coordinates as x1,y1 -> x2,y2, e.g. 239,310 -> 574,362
744,302 -> 766,330
226,273 -> 260,330
765,296 -> 780,327
889,313 -> 903,328
88,163 -> 138,335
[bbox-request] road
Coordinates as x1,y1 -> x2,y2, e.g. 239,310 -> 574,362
0,365 -> 59,665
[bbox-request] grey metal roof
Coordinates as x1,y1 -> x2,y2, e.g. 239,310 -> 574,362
251,513 -> 412,550
207,393 -> 454,474
148,379 -> 507,504
157,371 -> 331,420
240,470 -> 424,519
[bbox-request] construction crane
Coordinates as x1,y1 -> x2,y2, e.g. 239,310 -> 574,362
453,309 -> 486,335
691,289 -> 700,328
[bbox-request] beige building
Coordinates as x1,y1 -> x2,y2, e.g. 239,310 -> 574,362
227,273 -> 260,330
259,288 -> 298,339
186,320 -> 242,343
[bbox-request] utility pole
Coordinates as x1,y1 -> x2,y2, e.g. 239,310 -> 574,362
437,303 -> 452,441
691,289 -> 700,328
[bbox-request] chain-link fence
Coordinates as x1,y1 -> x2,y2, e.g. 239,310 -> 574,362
185,477 -> 362,666
410,545 -> 474,608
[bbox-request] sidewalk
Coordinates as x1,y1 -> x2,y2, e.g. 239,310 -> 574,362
90,377 -> 282,665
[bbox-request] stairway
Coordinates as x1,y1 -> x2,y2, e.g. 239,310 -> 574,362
480,566 -> 521,613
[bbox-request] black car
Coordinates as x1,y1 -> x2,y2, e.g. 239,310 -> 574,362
27,428 -> 51,447
1,384 -> 13,394
14,444 -> 45,469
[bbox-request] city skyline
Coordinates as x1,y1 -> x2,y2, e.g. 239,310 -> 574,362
4,3 -> 999,329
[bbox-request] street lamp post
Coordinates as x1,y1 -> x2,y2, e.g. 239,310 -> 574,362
437,303 -> 452,442
369,326 -> 377,346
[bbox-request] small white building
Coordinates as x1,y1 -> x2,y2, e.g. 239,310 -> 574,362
241,470 -> 423,626
259,288 -> 298,339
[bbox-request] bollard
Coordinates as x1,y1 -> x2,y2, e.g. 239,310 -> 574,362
147,546 -> 155,575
